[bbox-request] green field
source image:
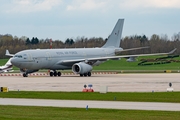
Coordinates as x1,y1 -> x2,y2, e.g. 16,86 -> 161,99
93,56 -> 180,71
1,91 -> 180,103
1,92 -> 180,120
0,105 -> 180,120
0,91 -> 180,120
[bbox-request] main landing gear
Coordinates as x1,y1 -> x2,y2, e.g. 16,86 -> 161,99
50,71 -> 61,77
80,72 -> 91,77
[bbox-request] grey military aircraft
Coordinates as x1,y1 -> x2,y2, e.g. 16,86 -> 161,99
6,19 -> 176,77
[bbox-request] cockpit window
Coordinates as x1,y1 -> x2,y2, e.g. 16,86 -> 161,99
14,55 -> 23,58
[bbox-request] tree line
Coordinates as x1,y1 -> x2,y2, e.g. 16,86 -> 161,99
0,33 -> 180,59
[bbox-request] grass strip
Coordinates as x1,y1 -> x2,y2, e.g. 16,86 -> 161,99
0,105 -> 180,120
0,91 -> 180,103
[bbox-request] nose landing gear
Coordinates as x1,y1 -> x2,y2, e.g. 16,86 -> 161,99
23,73 -> 28,77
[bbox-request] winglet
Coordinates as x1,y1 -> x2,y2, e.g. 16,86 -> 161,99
168,48 -> 177,54
5,50 -> 14,57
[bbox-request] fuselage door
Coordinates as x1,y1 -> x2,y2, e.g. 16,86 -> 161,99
46,52 -> 51,61
28,53 -> 32,61
23,53 -> 32,61
105,49 -> 109,56
83,51 -> 86,57
23,54 -> 28,60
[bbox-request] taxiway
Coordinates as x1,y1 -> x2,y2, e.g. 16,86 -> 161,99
0,73 -> 180,111
0,73 -> 179,92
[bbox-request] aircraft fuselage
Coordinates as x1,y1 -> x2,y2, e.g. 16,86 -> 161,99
11,47 -> 118,70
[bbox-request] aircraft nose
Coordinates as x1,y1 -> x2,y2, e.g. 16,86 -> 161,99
10,58 -> 15,64
11,58 -> 19,67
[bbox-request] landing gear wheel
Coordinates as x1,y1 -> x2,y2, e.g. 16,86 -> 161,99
87,72 -> 91,77
80,74 -> 83,77
50,72 -> 54,77
57,72 -> 61,76
84,73 -> 87,77
54,71 -> 57,76
23,73 -> 28,77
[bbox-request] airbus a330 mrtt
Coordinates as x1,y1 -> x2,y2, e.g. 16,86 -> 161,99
6,19 -> 176,77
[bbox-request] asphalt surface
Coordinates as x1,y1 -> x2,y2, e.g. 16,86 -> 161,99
0,73 -> 180,92
1,98 -> 180,111
0,73 -> 180,111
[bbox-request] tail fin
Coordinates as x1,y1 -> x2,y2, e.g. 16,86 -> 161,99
102,19 -> 124,48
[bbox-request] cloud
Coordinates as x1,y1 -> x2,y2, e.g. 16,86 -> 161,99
66,0 -> 108,11
150,0 -> 180,8
66,0 -> 180,12
119,0 -> 180,9
6,0 -> 62,13
6,0 -> 179,14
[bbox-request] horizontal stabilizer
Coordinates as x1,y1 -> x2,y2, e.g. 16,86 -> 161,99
168,48 -> 177,54
6,50 -> 14,57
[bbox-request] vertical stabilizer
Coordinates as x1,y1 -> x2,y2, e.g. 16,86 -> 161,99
102,19 -> 124,48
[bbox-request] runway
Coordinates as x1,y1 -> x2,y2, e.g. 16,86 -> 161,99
0,73 -> 180,92
1,98 -> 180,111
1,73 -> 180,111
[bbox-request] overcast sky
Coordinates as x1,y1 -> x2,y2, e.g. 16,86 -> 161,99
0,0 -> 180,41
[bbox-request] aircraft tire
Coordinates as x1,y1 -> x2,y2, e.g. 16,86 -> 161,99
23,73 -> 28,77
87,72 -> 91,77
54,72 -> 57,77
80,74 -> 83,77
57,72 -> 61,76
84,73 -> 87,77
50,72 -> 54,77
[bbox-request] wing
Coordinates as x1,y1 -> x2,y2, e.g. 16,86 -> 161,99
115,46 -> 150,54
58,48 -> 176,65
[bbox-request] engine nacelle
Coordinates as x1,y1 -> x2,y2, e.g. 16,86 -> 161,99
72,62 -> 92,74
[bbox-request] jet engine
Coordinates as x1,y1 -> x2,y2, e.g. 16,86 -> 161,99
72,62 -> 92,74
